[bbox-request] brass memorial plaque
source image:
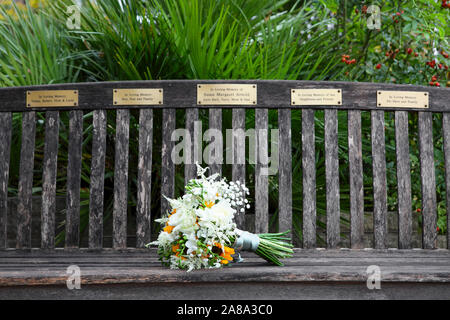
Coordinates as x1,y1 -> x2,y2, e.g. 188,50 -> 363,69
377,90 -> 429,109
291,89 -> 342,105
113,88 -> 163,105
197,84 -> 257,105
27,90 -> 78,107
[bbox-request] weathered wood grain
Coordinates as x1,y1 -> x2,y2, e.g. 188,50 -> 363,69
348,110 -> 364,249
208,109 -> 222,176
0,112 -> 12,249
255,108 -> 269,234
302,109 -> 316,248
232,108 -> 246,230
1,249 -> 450,287
371,110 -> 388,249
418,112 -> 437,249
161,109 -> 175,217
443,113 -> 450,249
41,111 -> 59,249
89,110 -> 107,249
324,109 -> 340,248
136,109 -> 153,248
395,111 -> 412,249
185,108 -> 199,184
0,81 -> 447,112
17,112 -> 36,249
66,110 -> 83,248
278,108 -> 292,239
113,109 -> 130,249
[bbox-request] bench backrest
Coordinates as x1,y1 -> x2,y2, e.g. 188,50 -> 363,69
0,80 -> 448,250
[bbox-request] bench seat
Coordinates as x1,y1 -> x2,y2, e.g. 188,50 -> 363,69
1,248 -> 450,299
1,248 -> 449,285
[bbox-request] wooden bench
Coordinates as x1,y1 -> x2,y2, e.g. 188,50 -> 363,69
0,80 -> 449,300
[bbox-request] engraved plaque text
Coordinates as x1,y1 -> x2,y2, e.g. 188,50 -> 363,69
197,84 -> 256,105
113,88 -> 163,105
377,90 -> 429,109
27,90 -> 78,107
291,89 -> 342,105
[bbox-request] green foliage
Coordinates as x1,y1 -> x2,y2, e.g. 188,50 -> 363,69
0,1 -> 82,86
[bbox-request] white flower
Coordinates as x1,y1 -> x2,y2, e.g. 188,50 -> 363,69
185,235 -> 198,255
152,164 -> 248,271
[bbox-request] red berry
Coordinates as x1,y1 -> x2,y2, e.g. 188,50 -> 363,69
429,81 -> 435,86
376,63 -> 382,69
407,48 -> 413,54
439,63 -> 443,69
396,12 -> 401,16
415,52 -> 419,57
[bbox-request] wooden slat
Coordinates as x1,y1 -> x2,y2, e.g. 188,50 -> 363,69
89,110 -> 107,249
185,108 -> 199,184
395,111 -> 412,249
136,109 -> 153,248
41,111 -> 59,249
418,112 -> 437,249
278,108 -> 292,238
161,109 -> 175,217
16,112 -> 36,249
324,109 -> 340,248
302,109 -> 316,248
113,109 -> 130,249
255,108 -> 269,234
1,81 -> 448,113
443,113 -> 450,249
371,110 -> 388,249
348,110 -> 364,249
208,109 -> 222,176
232,108 -> 246,230
66,110 -> 83,248
0,112 -> 12,249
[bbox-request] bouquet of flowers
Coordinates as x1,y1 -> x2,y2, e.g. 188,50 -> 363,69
149,164 -> 293,271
